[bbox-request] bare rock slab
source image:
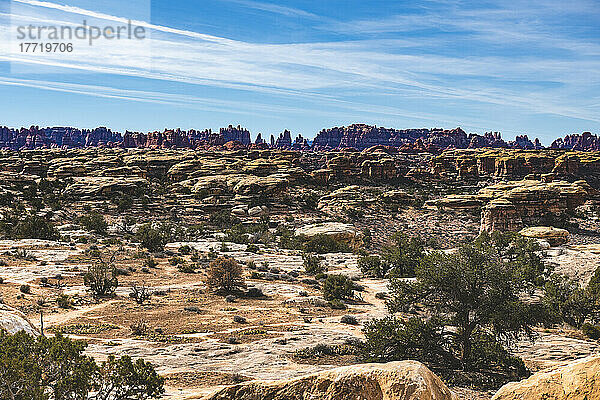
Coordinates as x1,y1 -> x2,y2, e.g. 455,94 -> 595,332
492,355 -> 600,400
203,361 -> 458,400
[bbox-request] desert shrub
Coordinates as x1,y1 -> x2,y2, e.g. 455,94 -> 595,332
294,342 -> 357,359
225,295 -> 236,303
340,315 -> 358,325
358,255 -> 385,278
0,331 -> 163,400
129,283 -> 153,305
544,274 -> 599,328
233,315 -> 247,324
582,323 -> 600,340
56,294 -> 71,308
303,234 -> 351,254
115,195 -> 134,213
278,229 -> 304,250
144,257 -> 158,269
79,212 -> 108,235
169,256 -> 184,266
209,210 -> 238,229
178,245 -> 192,255
362,228 -> 372,247
3,214 -> 60,240
177,263 -> 198,274
303,253 -> 324,275
206,256 -> 246,293
299,192 -> 319,210
84,254 -> 118,297
20,284 -> 31,294
322,274 -> 354,301
329,299 -> 347,310
130,319 -> 150,336
135,223 -> 169,253
246,244 -> 260,253
587,266 -> 600,298
246,287 -> 264,298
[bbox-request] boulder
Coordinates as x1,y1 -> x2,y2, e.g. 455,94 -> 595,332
248,206 -> 267,217
519,226 -> 569,246
0,304 -> 39,336
492,355 -> 600,400
233,174 -> 289,196
381,190 -> 416,205
204,361 -> 458,400
296,222 -> 362,246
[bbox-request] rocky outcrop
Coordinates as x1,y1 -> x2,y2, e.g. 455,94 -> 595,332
426,195 -> 483,210
428,179 -> 590,233
519,226 -> 569,246
233,174 -> 289,196
361,158 -> 397,181
296,222 -> 363,248
312,125 -> 549,152
0,304 -> 39,336
479,180 -> 589,232
204,361 -> 458,400
480,198 -> 523,233
274,130 -> 292,148
428,149 -> 600,184
551,132 -> 600,151
64,176 -> 148,197
3,124 -> 599,153
492,355 -> 600,400
0,125 -> 251,150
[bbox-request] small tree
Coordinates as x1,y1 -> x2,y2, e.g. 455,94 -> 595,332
322,274 -> 354,301
303,234 -> 351,254
84,254 -> 118,297
381,231 -> 425,278
381,232 -> 548,379
206,256 -> 246,293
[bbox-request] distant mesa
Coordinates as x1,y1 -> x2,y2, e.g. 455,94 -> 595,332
0,123 -> 598,152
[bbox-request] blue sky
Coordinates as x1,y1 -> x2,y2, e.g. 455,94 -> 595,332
0,0 -> 599,144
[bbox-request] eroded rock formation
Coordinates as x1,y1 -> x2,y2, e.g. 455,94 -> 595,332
492,355 -> 600,400
204,361 -> 458,400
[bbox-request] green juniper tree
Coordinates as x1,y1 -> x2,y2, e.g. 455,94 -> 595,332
363,232 -> 549,387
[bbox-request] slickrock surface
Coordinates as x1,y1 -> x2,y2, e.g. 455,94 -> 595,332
0,304 -> 39,335
492,355 -> 600,400
202,361 -> 459,400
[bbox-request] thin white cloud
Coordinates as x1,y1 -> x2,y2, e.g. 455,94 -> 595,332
2,0 -> 599,133
218,0 -> 324,20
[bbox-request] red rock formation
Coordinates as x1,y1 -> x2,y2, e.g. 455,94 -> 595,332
551,132 -> 600,151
